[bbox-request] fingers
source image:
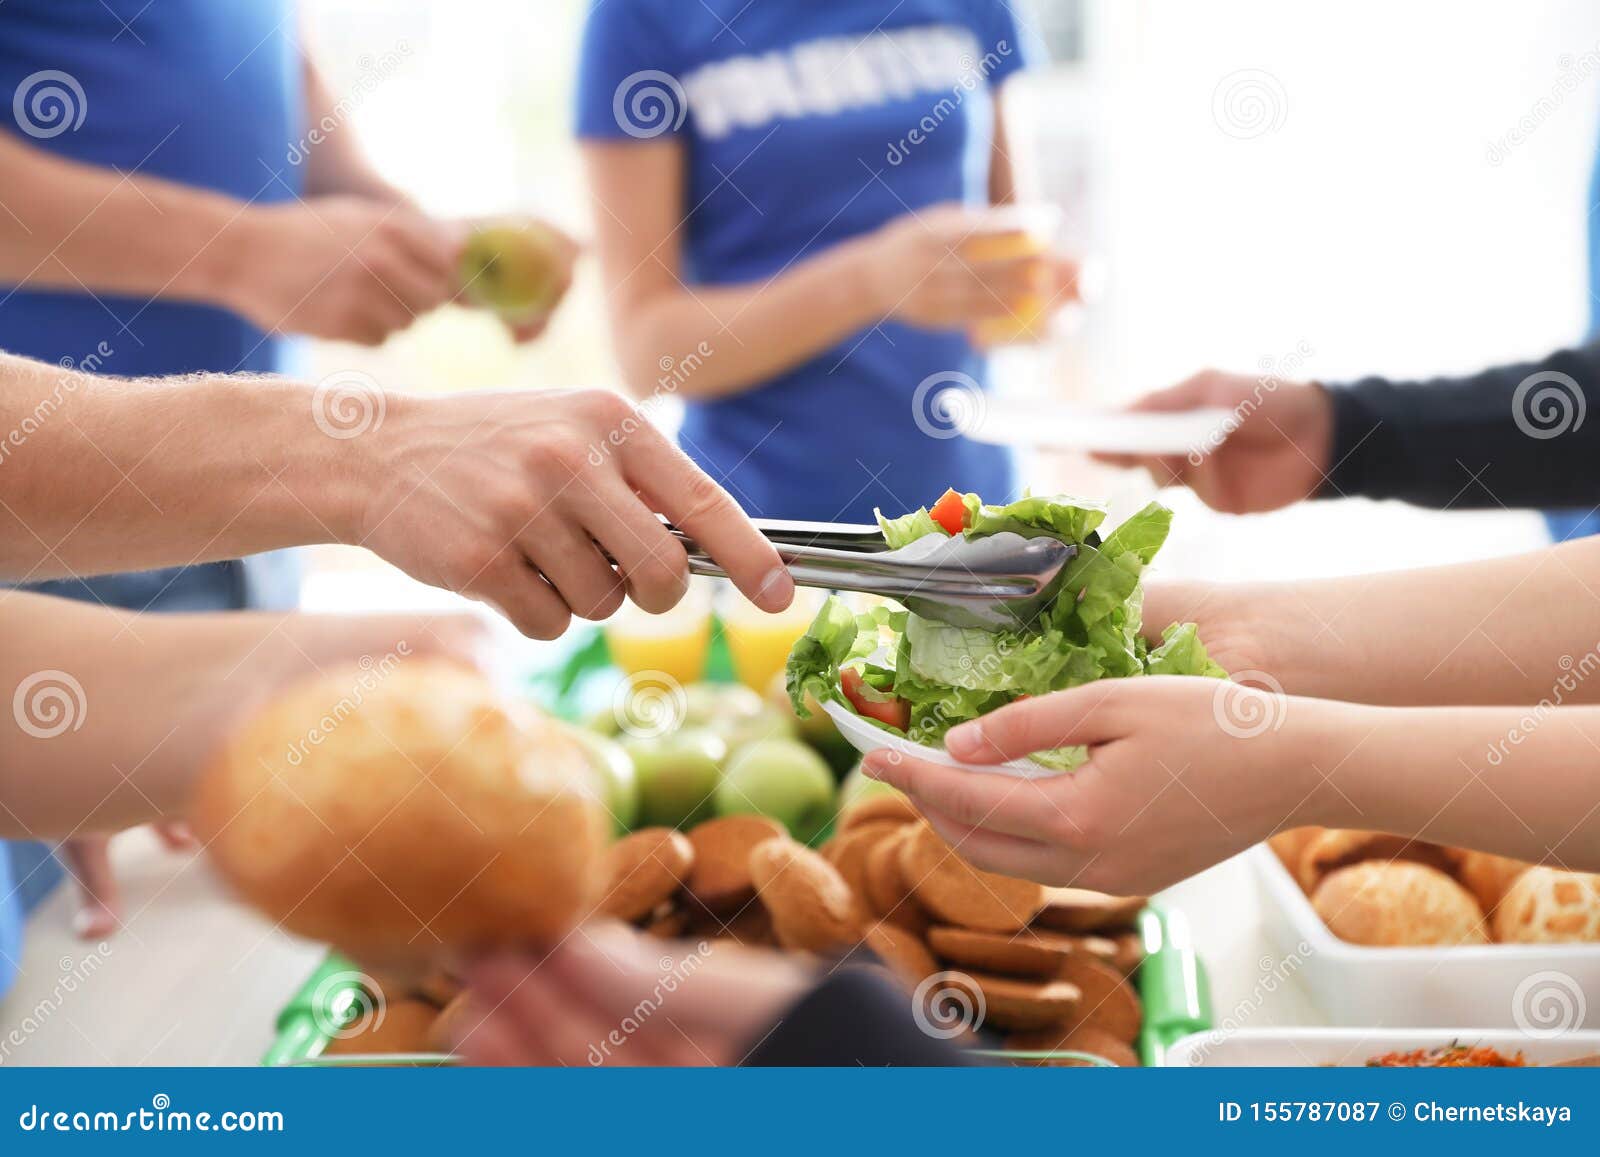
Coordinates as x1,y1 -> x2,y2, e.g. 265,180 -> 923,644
623,430 -> 792,613
466,551 -> 572,640
569,476 -> 690,613
153,820 -> 195,851
520,518 -> 627,622
58,836 -> 120,939
942,684 -> 1130,764
861,752 -> 1071,842
915,804 -> 1066,882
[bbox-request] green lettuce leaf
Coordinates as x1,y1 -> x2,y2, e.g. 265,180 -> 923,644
874,506 -> 948,549
1144,621 -> 1228,678
963,492 -> 1107,544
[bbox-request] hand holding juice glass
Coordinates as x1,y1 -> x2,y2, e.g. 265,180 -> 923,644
962,203 -> 1071,348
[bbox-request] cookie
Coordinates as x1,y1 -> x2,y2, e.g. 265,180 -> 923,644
643,902 -> 690,939
425,991 -> 478,1054
321,997 -> 438,1057
899,825 -> 1046,933
926,925 -> 1075,979
824,821 -> 903,904
685,815 -> 785,913
689,901 -> 776,947
838,792 -> 920,832
1007,1023 -> 1141,1067
1110,929 -> 1145,976
596,827 -> 694,922
1033,888 -> 1145,934
967,972 -> 1081,1031
1056,953 -> 1142,1043
863,826 -> 930,932
749,838 -> 863,953
863,923 -> 939,990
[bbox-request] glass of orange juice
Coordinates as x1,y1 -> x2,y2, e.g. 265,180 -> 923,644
962,203 -> 1065,348
719,584 -> 825,692
603,579 -> 713,686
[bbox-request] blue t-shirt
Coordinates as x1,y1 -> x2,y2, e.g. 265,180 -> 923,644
0,0 -> 304,998
576,0 -> 1039,521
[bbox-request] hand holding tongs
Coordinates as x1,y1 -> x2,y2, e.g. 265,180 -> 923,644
666,518 -> 1075,630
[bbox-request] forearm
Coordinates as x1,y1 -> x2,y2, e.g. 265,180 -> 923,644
1322,341 -> 1600,507
1313,700 -> 1600,870
0,353 -> 363,578
1157,535 -> 1600,706
299,52 -> 408,203
611,237 -> 886,401
0,594 -> 469,836
0,135 -> 254,306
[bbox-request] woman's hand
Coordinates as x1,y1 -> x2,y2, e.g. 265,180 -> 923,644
864,204 -> 1051,333
861,677 -> 1357,895
449,924 -> 812,1067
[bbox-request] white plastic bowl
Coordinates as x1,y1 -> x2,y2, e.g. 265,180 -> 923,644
821,699 -> 1064,779
1251,844 -> 1600,1029
1166,1025 -> 1600,1067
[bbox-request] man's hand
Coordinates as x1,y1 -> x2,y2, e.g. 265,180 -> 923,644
1097,370 -> 1334,514
223,197 -> 461,345
449,924 -> 811,1066
862,677 -> 1355,895
351,388 -> 795,639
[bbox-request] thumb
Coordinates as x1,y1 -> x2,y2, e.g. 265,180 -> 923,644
944,683 -> 1132,764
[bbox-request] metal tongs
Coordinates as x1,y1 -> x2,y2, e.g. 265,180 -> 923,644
670,518 -> 1076,630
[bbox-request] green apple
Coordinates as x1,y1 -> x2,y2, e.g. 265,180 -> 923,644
682,682 -> 765,728
458,222 -> 566,323
625,727 -> 726,830
716,737 -> 836,844
557,721 -> 638,835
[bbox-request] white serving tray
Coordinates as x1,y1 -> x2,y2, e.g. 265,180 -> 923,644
1166,1025 -> 1600,1067
1251,844 -> 1600,1029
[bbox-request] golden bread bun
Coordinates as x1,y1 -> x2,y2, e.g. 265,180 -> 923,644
1266,826 -> 1321,873
1296,828 -> 1458,894
1454,849 -> 1532,916
191,660 -> 608,965
1492,866 -> 1600,944
1311,861 -> 1487,947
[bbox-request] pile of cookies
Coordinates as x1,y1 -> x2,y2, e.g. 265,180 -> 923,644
1270,827 -> 1600,946
596,793 -> 1149,1065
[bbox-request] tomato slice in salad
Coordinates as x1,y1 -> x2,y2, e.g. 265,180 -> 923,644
840,668 -> 911,731
929,487 -> 967,536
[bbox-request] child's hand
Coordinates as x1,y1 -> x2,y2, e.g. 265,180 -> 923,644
861,676 -> 1349,895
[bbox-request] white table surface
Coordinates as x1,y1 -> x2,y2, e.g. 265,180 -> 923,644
0,496 -> 1551,1064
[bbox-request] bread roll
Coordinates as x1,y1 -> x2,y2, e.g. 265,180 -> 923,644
1454,849 -> 1532,916
1492,866 -> 1600,944
192,660 -> 608,965
1296,828 -> 1458,894
1311,861 -> 1487,947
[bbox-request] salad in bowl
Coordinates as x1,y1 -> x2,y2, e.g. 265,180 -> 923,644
784,489 -> 1226,773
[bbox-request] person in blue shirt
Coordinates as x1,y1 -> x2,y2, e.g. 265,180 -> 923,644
574,0 -> 1076,523
0,2 -> 572,975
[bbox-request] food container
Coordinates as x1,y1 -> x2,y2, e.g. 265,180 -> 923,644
1166,1025 -> 1600,1067
1252,845 -> 1600,1029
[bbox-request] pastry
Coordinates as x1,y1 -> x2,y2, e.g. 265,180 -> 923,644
1455,849 -> 1532,916
1032,887 -> 1144,934
899,825 -> 1046,933
967,972 -> 1081,1031
193,661 -> 607,966
925,925 -> 1075,979
862,826 -> 930,932
1295,828 -> 1459,895
863,923 -> 939,990
685,814 -> 785,913
597,827 -> 694,922
837,792 -> 920,832
749,838 -> 863,953
1312,861 -> 1487,947
1057,953 -> 1142,1042
1493,866 -> 1600,943
1267,826 -> 1322,872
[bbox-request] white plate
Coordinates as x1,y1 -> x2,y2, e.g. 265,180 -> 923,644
1251,844 -> 1600,1029
821,699 -> 1063,779
1166,1025 -> 1600,1067
960,402 -> 1237,455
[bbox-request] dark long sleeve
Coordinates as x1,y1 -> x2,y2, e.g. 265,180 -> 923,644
1322,341 -> 1600,508
739,967 -> 985,1067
